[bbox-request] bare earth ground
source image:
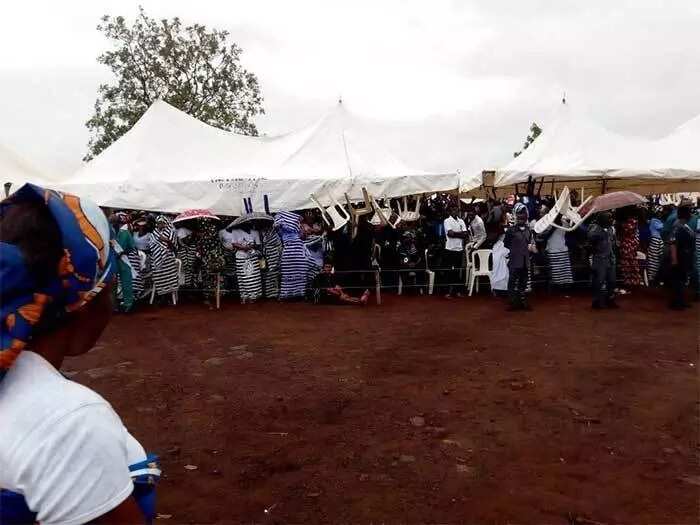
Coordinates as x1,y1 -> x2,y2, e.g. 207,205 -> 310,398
66,289 -> 699,524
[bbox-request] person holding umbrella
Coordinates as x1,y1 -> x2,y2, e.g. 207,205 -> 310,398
173,210 -> 222,303
224,214 -> 268,304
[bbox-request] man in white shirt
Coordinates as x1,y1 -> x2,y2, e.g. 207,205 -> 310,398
442,205 -> 468,298
226,226 -> 261,259
466,206 -> 487,252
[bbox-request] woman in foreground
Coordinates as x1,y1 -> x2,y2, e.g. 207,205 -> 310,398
0,184 -> 159,524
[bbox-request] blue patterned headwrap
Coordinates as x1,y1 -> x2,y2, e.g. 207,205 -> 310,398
0,184 -> 115,381
513,202 -> 529,219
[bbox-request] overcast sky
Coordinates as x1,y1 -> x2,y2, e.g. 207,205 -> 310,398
1,0 -> 698,177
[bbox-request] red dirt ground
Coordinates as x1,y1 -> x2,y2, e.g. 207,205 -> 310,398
65,289 -> 699,524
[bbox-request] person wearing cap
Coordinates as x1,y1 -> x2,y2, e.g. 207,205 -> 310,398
587,211 -> 619,309
504,202 -> 536,310
0,185 -> 160,523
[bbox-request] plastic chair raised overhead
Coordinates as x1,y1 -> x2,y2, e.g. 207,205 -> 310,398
397,195 -> 421,223
369,195 -> 401,228
467,249 -> 493,296
659,193 -> 681,207
533,186 -> 594,234
557,192 -> 594,232
346,189 -> 375,238
310,191 -> 350,231
348,189 -> 375,219
534,187 -> 571,234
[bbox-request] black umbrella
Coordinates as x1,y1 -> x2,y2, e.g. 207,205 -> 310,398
226,212 -> 274,230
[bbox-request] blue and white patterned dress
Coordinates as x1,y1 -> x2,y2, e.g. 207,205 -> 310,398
275,211 -> 314,299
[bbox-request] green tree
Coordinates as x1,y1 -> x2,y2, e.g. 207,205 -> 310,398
85,7 -> 264,159
513,122 -> 542,158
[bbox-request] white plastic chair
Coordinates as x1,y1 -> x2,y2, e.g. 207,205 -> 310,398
468,249 -> 493,296
346,190 -> 375,238
425,248 -> 435,295
369,195 -> 401,228
534,186 -> 594,234
659,193 -> 680,207
534,187 -> 571,234
557,192 -> 594,232
310,191 -> 350,231
398,195 -> 421,222
348,189 -> 375,219
636,251 -> 649,287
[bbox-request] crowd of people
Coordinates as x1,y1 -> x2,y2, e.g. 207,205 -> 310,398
0,183 -> 697,523
107,192 -> 700,312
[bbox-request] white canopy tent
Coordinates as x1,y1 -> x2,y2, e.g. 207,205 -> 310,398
1,143 -> 57,195
648,113 -> 700,179
57,100 -> 459,215
458,169 -> 484,194
492,102 -> 700,196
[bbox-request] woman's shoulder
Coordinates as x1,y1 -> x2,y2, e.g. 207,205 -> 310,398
1,353 -> 115,450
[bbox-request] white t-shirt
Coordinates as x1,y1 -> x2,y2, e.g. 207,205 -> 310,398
219,228 -> 236,250
176,227 -> 192,240
443,216 -> 467,252
468,215 -> 487,249
0,351 -> 143,525
225,228 -> 261,259
133,232 -> 153,251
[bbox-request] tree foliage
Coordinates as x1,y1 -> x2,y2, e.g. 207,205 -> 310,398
85,7 -> 264,159
513,122 -> 542,158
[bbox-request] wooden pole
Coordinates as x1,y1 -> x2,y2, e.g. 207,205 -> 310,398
375,270 -> 382,305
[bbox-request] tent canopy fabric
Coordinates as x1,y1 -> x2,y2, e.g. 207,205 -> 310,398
1,143 -> 57,190
648,114 -> 700,179
58,100 -> 459,215
494,103 -> 700,192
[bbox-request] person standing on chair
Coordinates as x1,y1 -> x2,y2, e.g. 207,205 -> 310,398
668,205 -> 695,310
443,205 -> 468,298
588,212 -> 618,309
504,203 -> 535,310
